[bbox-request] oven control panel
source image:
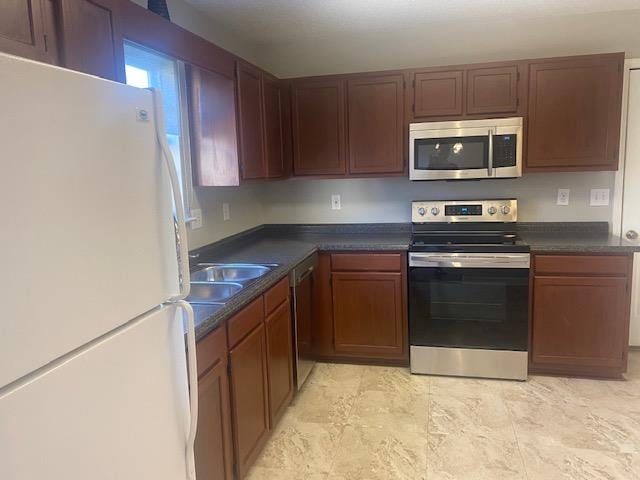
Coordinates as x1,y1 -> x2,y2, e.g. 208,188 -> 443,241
412,199 -> 517,223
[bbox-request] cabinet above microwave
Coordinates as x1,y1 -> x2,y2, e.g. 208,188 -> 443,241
409,117 -> 523,181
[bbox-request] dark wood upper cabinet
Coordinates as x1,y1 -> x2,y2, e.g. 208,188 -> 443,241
466,65 -> 519,115
236,62 -> 266,180
186,64 -> 240,187
194,327 -> 234,480
347,74 -> 404,174
264,299 -> 294,425
56,0 -> 124,81
530,254 -> 631,378
228,321 -> 269,479
0,0 -> 57,63
280,81 -> 294,177
263,76 -> 285,178
526,53 -> 624,172
292,78 -> 347,176
413,69 -> 464,118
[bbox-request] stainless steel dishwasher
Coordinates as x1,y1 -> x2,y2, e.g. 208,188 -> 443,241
289,253 -> 318,389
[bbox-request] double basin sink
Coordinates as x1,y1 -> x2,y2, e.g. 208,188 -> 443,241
187,264 -> 277,308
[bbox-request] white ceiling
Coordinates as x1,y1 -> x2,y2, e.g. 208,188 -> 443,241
186,0 -> 640,46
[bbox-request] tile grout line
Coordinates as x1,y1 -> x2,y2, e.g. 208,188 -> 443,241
324,367 -> 366,478
502,383 -> 531,480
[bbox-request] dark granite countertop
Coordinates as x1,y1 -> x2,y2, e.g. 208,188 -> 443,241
188,222 -> 639,340
189,224 -> 411,340
516,222 -> 640,253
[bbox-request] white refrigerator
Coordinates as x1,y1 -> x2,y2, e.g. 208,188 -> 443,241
0,54 -> 198,480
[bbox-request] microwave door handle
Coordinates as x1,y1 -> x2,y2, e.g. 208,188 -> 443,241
487,128 -> 494,177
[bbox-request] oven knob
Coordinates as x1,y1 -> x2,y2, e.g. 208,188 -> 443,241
417,207 -> 426,216
430,207 -> 440,216
487,206 -> 497,215
501,205 -> 511,215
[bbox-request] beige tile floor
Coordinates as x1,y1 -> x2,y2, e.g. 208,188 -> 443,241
247,351 -> 640,480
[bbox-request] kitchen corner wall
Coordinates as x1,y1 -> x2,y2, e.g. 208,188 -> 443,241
261,172 -> 616,225
187,184 -> 266,249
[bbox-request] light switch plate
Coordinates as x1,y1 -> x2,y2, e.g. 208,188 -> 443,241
590,189 -> 610,206
557,189 -> 570,206
190,209 -> 202,229
331,194 -> 341,210
222,203 -> 230,221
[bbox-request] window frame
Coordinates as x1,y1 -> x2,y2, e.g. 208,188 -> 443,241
123,40 -> 195,221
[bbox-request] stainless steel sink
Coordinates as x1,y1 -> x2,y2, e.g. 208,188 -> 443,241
186,282 -> 243,304
191,264 -> 272,283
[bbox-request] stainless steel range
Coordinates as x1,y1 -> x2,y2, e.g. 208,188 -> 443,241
409,199 -> 530,381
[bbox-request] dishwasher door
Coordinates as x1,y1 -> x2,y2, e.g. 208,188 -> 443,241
290,254 -> 317,389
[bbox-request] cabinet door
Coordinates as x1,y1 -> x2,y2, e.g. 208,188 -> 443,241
229,323 -> 269,479
195,358 -> 234,480
265,299 -> 294,425
347,74 -> 404,174
0,0 -> 54,62
527,54 -> 623,171
236,62 -> 266,179
57,0 -> 125,81
531,275 -> 628,373
466,65 -> 519,115
292,79 -> 346,175
332,272 -> 404,358
187,64 -> 240,187
263,77 -> 285,178
413,70 -> 464,118
0,0 -> 53,63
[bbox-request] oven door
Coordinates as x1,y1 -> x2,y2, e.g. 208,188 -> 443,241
409,119 -> 522,180
409,253 -> 530,351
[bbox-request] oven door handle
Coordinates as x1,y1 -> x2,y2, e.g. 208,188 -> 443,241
409,253 -> 530,269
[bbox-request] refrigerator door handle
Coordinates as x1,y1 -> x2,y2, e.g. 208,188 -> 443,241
151,88 -> 191,301
174,300 -> 198,480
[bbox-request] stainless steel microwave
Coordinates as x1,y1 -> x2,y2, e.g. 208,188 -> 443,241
409,117 -> 523,181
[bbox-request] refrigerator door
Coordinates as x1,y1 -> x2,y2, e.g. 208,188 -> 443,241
0,304 -> 192,480
0,54 -> 180,386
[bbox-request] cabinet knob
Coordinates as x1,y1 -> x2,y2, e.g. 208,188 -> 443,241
626,230 -> 638,240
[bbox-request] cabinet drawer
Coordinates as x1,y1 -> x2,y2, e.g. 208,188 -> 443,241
227,297 -> 265,348
331,253 -> 402,272
534,255 -> 630,276
196,325 -> 227,378
264,277 -> 289,315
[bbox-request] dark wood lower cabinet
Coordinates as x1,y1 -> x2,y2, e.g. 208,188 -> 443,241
310,252 -> 408,364
265,299 -> 294,425
530,254 -> 632,378
229,322 -> 270,478
194,327 -> 233,480
332,271 -> 405,359
195,359 -> 234,480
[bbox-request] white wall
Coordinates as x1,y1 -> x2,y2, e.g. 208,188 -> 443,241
262,173 -> 615,224
188,184 -> 266,248
259,10 -> 640,78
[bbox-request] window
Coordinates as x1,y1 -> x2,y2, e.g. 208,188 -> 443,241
123,41 -> 192,212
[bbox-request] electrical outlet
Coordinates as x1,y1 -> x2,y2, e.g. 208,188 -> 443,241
590,189 -> 610,206
222,203 -> 230,221
190,209 -> 202,229
557,189 -> 570,206
331,194 -> 341,210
